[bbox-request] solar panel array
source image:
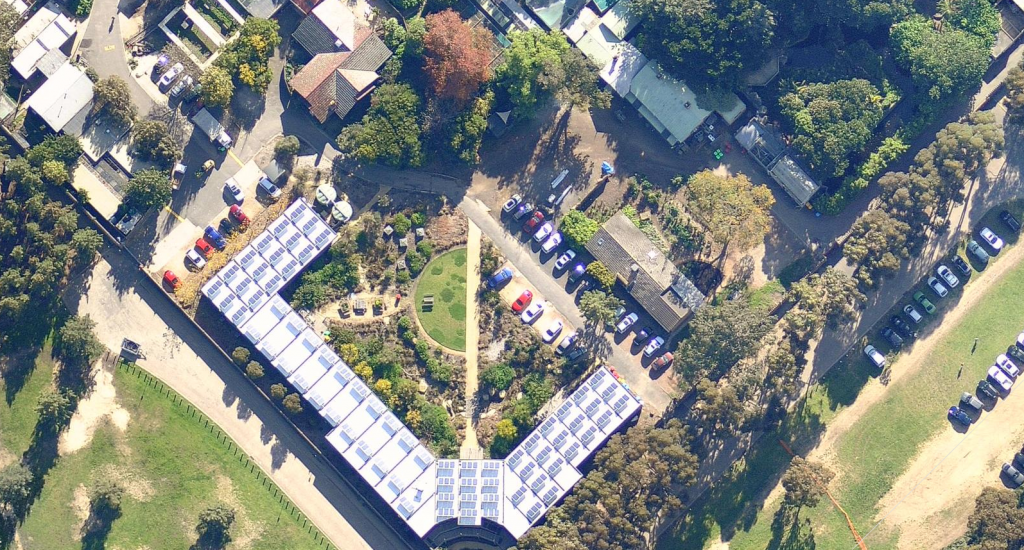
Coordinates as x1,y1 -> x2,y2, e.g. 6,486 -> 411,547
202,199 -> 643,541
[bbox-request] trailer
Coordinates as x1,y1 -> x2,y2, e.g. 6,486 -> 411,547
191,108 -> 232,150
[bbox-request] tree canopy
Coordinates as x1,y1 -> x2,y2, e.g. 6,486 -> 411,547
215,17 -> 281,92
782,457 -> 835,509
684,170 -> 775,254
0,3 -> 20,84
132,120 -> 180,167
891,16 -> 989,106
423,10 -> 493,105
674,299 -> 776,384
338,83 -> 423,167
844,209 -> 910,288
779,79 -> 884,179
630,0 -> 775,94
578,290 -> 624,327
92,76 -> 137,125
785,267 -> 864,339
124,169 -> 172,210
200,66 -> 235,107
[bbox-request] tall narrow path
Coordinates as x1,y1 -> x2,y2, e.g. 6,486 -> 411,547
460,221 -> 484,459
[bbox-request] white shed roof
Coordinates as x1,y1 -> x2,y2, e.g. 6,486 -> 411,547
272,327 -> 321,376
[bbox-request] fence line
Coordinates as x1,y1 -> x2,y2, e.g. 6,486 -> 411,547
114,359 -> 334,550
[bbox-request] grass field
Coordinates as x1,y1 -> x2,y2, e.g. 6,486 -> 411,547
8,360 -> 326,550
414,248 -> 468,351
663,206 -> 1024,550
0,346 -> 55,460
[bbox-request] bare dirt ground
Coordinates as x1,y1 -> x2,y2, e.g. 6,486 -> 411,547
59,361 -> 131,456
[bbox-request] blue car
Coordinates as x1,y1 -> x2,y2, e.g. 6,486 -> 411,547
948,406 -> 971,426
204,226 -> 227,250
487,267 -> 513,289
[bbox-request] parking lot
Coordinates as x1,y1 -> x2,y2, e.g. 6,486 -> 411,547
498,269 -> 577,352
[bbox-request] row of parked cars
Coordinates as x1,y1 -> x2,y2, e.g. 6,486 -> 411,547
864,219 -> 1017,367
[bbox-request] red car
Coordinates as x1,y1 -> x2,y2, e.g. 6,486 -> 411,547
195,238 -> 214,258
511,290 -> 533,313
652,352 -> 674,369
522,211 -> 544,233
229,204 -> 250,225
163,270 -> 181,290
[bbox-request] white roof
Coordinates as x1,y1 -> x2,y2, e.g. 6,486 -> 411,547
4,0 -> 28,15
252,231 -> 277,256
25,61 -> 93,132
304,365 -> 355,409
12,12 -> 74,78
320,379 -> 371,426
256,311 -> 306,360
236,245 -> 261,272
341,398 -> 390,468
287,341 -> 334,392
311,0 -> 357,50
600,41 -> 647,97
272,327 -> 321,376
561,6 -> 599,43
238,294 -> 291,343
14,1 -> 59,49
246,256 -> 284,295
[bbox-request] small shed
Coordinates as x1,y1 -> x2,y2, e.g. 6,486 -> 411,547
383,225 -> 394,237
415,227 -> 425,239
398,237 -> 408,248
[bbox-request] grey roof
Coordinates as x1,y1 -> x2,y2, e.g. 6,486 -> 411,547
340,33 -> 391,71
331,73 -> 359,119
293,14 -> 338,56
35,48 -> 68,77
585,213 -> 704,332
237,0 -> 286,18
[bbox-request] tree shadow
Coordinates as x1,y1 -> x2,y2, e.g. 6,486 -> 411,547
1,348 -> 41,405
80,502 -> 122,550
270,438 -> 289,471
767,505 -> 816,550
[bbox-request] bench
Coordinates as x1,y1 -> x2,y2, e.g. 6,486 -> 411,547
422,295 -> 434,310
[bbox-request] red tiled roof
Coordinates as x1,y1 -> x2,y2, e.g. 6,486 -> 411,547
290,52 -> 349,98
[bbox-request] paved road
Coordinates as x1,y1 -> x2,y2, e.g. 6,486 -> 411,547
65,248 -> 422,550
460,222 -> 484,459
77,0 -> 155,115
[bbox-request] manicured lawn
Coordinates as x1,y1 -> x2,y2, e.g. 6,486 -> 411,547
0,345 -> 57,457
663,213 -> 1024,550
414,248 -> 468,351
16,364 -> 323,550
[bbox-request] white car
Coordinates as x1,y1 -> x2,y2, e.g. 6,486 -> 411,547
542,320 -> 564,343
989,364 -> 1014,392
927,276 -> 948,298
864,345 -> 885,369
936,265 -> 959,288
554,249 -> 576,271
533,221 -> 554,242
556,331 -> 578,354
520,302 -> 544,324
903,304 -> 923,324
225,178 -> 244,203
643,336 -> 665,357
502,194 -> 521,213
996,354 -> 1020,378
616,312 -> 638,333
159,62 -> 184,88
980,227 -> 1004,253
185,248 -> 207,269
541,232 -> 562,253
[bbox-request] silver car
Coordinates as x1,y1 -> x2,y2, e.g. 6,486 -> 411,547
927,276 -> 948,298
1004,463 -> 1024,486
936,265 -> 959,288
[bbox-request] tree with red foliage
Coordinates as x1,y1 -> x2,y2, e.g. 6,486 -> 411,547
423,9 -> 494,105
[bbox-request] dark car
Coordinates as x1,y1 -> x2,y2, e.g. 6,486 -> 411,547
204,226 -> 227,249
978,379 -> 1000,400
513,203 -> 533,220
890,315 -> 915,339
487,267 -> 513,289
1001,210 -> 1021,233
522,211 -> 545,233
880,327 -> 904,349
566,347 -> 588,363
567,263 -> 586,283
960,391 -> 983,411
948,406 -> 971,426
634,327 -> 651,343
951,255 -> 971,276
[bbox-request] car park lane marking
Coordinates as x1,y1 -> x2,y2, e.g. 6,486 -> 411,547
227,148 -> 244,167
164,205 -> 185,223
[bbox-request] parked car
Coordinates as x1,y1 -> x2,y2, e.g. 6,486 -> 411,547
1011,344 -> 1024,364
204,226 -> 227,249
960,391 -> 983,412
1003,463 -> 1024,487
554,250 -> 576,271
1001,210 -> 1021,233
523,211 -> 545,233
643,336 -> 665,357
168,75 -> 193,98
541,231 -> 562,253
927,276 -> 948,298
967,239 -> 990,265
996,354 -> 1020,378
556,331 -> 578,354
225,178 -> 245,203
568,263 -> 586,283
634,327 -> 650,343
513,203 -> 533,220
533,222 -> 554,242
158,62 -> 184,88
864,345 -> 886,369
948,406 -> 972,426
257,176 -> 282,200
163,270 -> 181,289
890,315 -> 915,339
951,255 -> 971,276
542,320 -> 564,343
652,352 -> 674,369
1016,453 -> 1024,469
195,238 -> 215,258
880,327 -> 904,349
185,248 -> 206,269
616,312 -> 638,333
502,194 -> 522,213
566,347 -> 587,363
511,290 -> 533,313
980,227 -> 1004,253
936,265 -> 959,288
904,304 -> 924,323
988,365 -> 1014,393
521,302 -> 544,323
1017,331 -> 1024,351
978,379 -> 1000,400
487,267 -> 514,289
913,292 -> 936,314
229,204 -> 249,225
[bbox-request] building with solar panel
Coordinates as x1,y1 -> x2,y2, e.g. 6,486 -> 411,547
202,198 -> 644,547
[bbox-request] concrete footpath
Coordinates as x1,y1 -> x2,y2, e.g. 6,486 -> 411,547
65,249 -> 419,550
460,221 -> 483,459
